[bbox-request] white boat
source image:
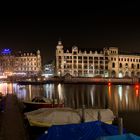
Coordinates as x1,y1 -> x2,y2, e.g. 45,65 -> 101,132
25,108 -> 115,127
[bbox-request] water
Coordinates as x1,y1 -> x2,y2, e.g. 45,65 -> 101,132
1,83 -> 140,112
1,82 -> 140,134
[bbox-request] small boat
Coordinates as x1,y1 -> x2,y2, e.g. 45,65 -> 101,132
25,108 -> 115,127
23,97 -> 64,111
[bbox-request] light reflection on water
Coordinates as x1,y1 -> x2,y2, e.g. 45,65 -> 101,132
0,83 -> 140,114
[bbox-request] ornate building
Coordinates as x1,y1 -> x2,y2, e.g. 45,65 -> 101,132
0,49 -> 42,77
56,41 -> 140,77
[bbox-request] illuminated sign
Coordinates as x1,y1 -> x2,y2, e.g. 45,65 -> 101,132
1,49 -> 11,54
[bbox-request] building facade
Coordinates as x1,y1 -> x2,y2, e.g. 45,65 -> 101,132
0,49 -> 42,77
42,63 -> 55,77
56,41 -> 140,78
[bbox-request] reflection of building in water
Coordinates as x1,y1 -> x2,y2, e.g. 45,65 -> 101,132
0,83 -> 13,95
107,85 -> 140,112
0,48 -> 42,77
56,41 -> 140,77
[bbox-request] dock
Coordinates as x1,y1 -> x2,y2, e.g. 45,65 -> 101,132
0,94 -> 29,140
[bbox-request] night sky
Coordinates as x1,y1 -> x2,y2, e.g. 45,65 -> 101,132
0,2 -> 140,64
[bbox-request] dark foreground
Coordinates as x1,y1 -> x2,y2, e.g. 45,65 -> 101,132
0,94 -> 140,140
0,94 -> 29,140
119,111 -> 140,135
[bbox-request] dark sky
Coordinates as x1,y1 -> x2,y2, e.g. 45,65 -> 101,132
0,1 -> 140,64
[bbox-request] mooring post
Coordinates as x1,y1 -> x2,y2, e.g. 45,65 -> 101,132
98,110 -> 101,121
118,117 -> 123,135
81,105 -> 85,123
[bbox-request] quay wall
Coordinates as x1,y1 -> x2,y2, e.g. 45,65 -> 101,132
49,77 -> 139,85
16,77 -> 139,85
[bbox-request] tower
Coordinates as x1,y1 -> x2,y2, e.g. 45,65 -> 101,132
56,40 -> 64,76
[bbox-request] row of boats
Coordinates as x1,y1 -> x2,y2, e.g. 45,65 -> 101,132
22,96 -> 140,140
23,96 -> 114,127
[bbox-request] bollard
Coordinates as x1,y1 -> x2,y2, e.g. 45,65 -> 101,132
118,117 -> 123,135
98,110 -> 101,121
81,105 -> 85,123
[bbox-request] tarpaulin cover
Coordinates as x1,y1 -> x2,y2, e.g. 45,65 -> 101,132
38,121 -> 126,140
97,133 -> 140,140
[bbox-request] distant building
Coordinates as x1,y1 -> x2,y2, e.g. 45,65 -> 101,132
0,49 -> 42,77
56,41 -> 140,77
42,63 -> 55,77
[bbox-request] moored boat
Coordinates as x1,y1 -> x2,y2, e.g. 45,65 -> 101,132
23,97 -> 64,111
25,108 -> 115,127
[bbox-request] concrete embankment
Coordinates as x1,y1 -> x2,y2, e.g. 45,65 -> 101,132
0,94 -> 29,140
62,77 -> 139,85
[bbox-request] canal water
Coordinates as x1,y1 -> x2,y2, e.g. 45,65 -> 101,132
0,83 -> 140,135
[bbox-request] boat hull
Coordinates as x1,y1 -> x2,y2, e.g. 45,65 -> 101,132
23,101 -> 64,111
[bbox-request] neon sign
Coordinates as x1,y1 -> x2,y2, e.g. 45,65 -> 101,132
1,49 -> 11,54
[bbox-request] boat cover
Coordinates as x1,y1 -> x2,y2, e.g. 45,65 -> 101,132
97,133 -> 140,140
38,121 -> 126,140
25,108 -> 81,127
77,109 -> 115,122
25,108 -> 115,127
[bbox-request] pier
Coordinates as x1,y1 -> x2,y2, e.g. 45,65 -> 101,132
0,94 -> 29,140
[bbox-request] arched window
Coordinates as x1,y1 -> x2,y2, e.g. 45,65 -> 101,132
137,64 -> 139,69
125,63 -> 128,68
131,63 -> 134,69
119,63 -> 122,68
112,62 -> 115,68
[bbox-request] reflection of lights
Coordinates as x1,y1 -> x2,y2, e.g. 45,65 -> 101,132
118,85 -> 122,101
134,84 -> 139,97
29,85 -> 32,99
7,83 -> 13,94
44,84 -> 55,99
0,83 -> 7,95
125,93 -> 128,105
108,85 -> 111,96
135,89 -> 139,97
57,84 -> 63,100
90,86 -> 95,106
135,84 -> 139,90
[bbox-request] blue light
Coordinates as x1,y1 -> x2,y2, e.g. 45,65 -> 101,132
1,49 -> 11,54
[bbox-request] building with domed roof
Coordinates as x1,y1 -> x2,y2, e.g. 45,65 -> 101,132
56,41 -> 140,78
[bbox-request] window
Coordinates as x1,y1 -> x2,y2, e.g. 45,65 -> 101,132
119,63 -> 122,68
112,62 -> 115,68
131,64 -> 134,69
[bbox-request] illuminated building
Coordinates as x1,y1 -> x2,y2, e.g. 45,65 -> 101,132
0,49 -> 42,77
56,41 -> 140,77
42,63 -> 55,77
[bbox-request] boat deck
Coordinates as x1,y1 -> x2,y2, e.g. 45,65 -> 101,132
0,94 -> 29,140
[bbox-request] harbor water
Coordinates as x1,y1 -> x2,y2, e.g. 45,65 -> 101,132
0,82 -> 140,135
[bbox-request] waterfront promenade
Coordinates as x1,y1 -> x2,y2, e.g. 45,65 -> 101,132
0,94 -> 29,140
